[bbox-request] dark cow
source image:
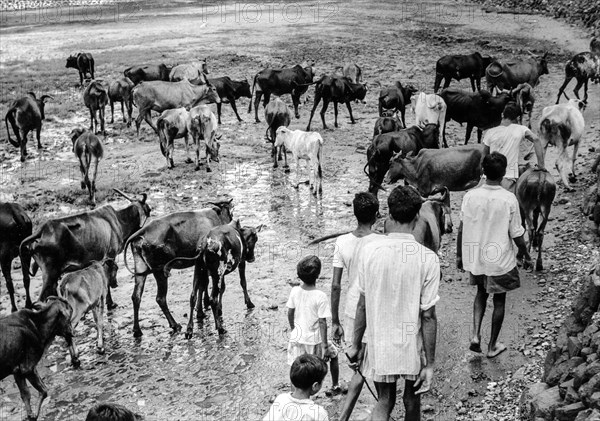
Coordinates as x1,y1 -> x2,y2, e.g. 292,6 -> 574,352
122,199 -> 234,337
108,77 -> 134,126
364,124 -> 440,195
4,93 -> 53,162
440,88 -> 512,146
70,128 -> 104,205
19,189 -> 150,303
515,168 -> 556,271
434,52 -> 494,92
378,81 -> 417,127
66,52 -> 95,85
485,52 -> 549,92
124,63 -> 173,85
83,79 -> 109,136
306,76 -> 367,130
555,52 -> 600,104
373,115 -> 403,135
207,77 -> 252,124
511,83 -> 536,128
248,62 -> 315,122
0,297 -> 74,421
265,97 -> 292,168
0,203 -> 32,311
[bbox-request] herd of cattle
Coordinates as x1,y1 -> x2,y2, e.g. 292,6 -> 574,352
1,37 -> 600,420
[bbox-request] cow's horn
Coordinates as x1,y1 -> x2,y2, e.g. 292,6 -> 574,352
140,193 -> 147,204
113,188 -> 134,201
41,95 -> 54,102
27,92 -> 37,99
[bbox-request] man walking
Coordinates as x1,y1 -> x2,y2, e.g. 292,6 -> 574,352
348,186 -> 440,421
457,152 -> 533,358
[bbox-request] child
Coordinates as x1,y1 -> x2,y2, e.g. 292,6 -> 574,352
263,354 -> 330,421
287,255 -> 341,396
86,403 -> 142,421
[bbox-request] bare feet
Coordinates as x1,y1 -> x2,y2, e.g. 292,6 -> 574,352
487,343 -> 507,358
469,340 -> 482,353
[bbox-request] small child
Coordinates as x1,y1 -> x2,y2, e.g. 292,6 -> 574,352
286,255 -> 341,395
263,354 -> 330,421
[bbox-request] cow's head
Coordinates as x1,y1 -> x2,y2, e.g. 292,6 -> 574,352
43,296 -> 75,344
384,150 -> 412,184
69,127 -> 86,149
481,55 -> 495,73
238,79 -> 252,98
65,55 -> 78,69
425,187 -> 453,234
420,123 -> 440,149
240,223 -> 263,263
274,126 -> 291,148
28,92 -> 53,120
201,57 -> 209,75
113,189 -> 151,225
402,84 -> 418,103
365,143 -> 388,196
207,198 -> 234,223
540,52 -> 549,76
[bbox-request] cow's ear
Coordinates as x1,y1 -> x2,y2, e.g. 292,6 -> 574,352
406,150 -> 415,158
255,224 -> 264,233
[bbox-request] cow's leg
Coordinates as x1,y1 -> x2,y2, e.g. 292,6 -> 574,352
230,98 -> 243,122
570,139 -> 580,183
19,130 -> 28,162
183,134 -> 192,164
35,126 -> 42,150
90,156 -> 99,205
469,77 -> 476,92
400,108 -> 406,128
216,102 -> 223,125
154,270 -> 181,333
126,98 -> 133,127
464,124 -> 474,145
346,101 -> 356,124
89,108 -> 95,131
92,298 -> 105,354
320,99 -> 330,130
307,93 -> 322,131
476,77 -> 482,91
583,79 -> 589,104
131,254 -> 148,337
282,144 -> 289,169
26,369 -> 48,421
477,128 -> 483,143
207,267 -> 225,333
0,250 -> 17,312
144,112 -> 157,133
68,333 -> 81,368
442,121 -> 449,148
333,101 -> 339,128
20,249 -> 32,309
254,91 -> 263,123
573,78 -> 584,100
292,93 -> 301,119
105,286 -> 117,310
443,77 -> 451,89
216,275 -> 227,333
135,110 -> 145,137
110,99 -> 115,123
100,106 -> 106,136
238,261 -> 254,309
186,263 -> 203,339
556,76 -> 573,103
14,374 -> 34,420
79,71 -> 83,86
535,211 -> 550,271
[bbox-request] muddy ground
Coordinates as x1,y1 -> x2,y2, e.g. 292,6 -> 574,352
0,0 -> 599,419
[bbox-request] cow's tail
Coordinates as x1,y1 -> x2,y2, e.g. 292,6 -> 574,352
157,119 -> 168,156
248,73 -> 258,113
162,253 -> 202,278
19,230 -> 42,277
79,143 -> 91,188
5,107 -> 20,147
122,230 -> 153,276
317,136 -> 324,178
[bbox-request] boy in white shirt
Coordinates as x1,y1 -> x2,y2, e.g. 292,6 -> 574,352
263,354 -> 330,421
287,255 -> 340,395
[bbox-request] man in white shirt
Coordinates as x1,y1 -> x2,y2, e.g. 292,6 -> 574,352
348,186 -> 440,421
457,152 -> 532,358
482,102 -> 545,192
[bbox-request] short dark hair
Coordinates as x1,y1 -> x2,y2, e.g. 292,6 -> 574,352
297,255 -> 321,284
502,102 -> 521,121
353,192 -> 379,223
290,354 -> 328,389
388,186 -> 422,223
86,403 -> 141,421
482,152 -> 507,181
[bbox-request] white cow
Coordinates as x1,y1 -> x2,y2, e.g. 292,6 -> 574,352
274,127 -> 324,195
539,99 -> 585,190
189,104 -> 221,172
413,92 -> 447,147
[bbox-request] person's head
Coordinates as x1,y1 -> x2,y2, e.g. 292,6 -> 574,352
297,255 -> 321,285
353,192 -> 379,224
502,102 -> 521,123
86,403 -> 142,421
290,354 -> 328,395
482,152 -> 507,181
387,186 -> 422,224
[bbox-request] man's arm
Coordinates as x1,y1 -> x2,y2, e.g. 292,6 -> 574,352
415,306 -> 437,394
513,235 -> 532,270
346,294 -> 366,364
456,221 -> 463,270
331,267 -> 344,342
525,131 -> 545,170
287,308 -> 295,331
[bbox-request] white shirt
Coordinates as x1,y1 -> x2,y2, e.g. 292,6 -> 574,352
357,233 -> 440,377
460,185 -> 525,276
332,232 -> 378,318
286,287 -> 331,345
263,393 -> 329,421
483,124 -> 533,179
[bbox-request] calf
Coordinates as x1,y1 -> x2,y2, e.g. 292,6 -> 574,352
156,108 -> 194,168
186,220 -> 261,335
373,114 -> 403,136
265,97 -> 292,168
66,52 -> 95,85
83,79 -> 109,135
555,52 -> 600,105
5,92 -> 53,162
539,99 -> 585,190
71,128 -> 104,205
0,202 -> 33,311
189,104 -> 221,172
208,76 -> 252,124
511,83 -> 535,128
378,81 -> 417,127
0,297 -> 74,421
413,92 -> 447,146
108,77 -> 134,126
274,127 -> 324,195
434,52 -> 494,92
515,168 -> 556,271
59,260 -> 116,367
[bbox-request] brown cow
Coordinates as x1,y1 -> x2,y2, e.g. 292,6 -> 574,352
70,128 -> 104,205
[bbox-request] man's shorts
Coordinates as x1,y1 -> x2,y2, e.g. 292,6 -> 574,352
361,344 -> 418,383
287,341 -> 339,365
470,266 -> 520,294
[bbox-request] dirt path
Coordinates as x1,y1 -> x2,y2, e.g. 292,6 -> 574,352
0,0 -> 599,419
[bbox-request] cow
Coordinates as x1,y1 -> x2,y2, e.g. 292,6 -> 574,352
66,52 -> 95,85
265,97 -> 292,168
4,93 -> 53,162
515,168 -> 556,271
555,52 -> 600,105
306,76 -> 367,130
0,203 -> 32,312
169,59 -> 209,83
440,88 -> 512,146
511,83 -> 536,128
485,52 -> 549,92
122,199 -> 234,337
83,79 -> 109,136
248,62 -> 315,123
337,63 -> 362,83
378,81 -> 418,127
207,77 -> 252,124
274,127 -> 324,195
108,77 -> 134,126
373,114 -> 403,136
19,189 -> 151,303
124,63 -> 173,85
70,128 -> 104,205
189,104 -> 221,172
156,108 -> 194,169
364,124 -> 440,196
58,260 -> 116,366
413,92 -> 447,146
434,52 -> 494,92
132,81 -> 220,136
0,297 -> 74,421
164,219 -> 261,336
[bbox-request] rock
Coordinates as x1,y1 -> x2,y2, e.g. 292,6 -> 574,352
555,401 -> 586,421
522,383 -> 551,418
566,386 -> 581,404
577,362 -> 600,389
583,348 -> 594,357
570,337 -> 584,358
582,324 -> 600,347
561,379 -> 575,399
591,393 -> 600,410
547,356 -> 585,387
529,386 -> 563,420
580,373 -> 600,407
574,409 -> 594,421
